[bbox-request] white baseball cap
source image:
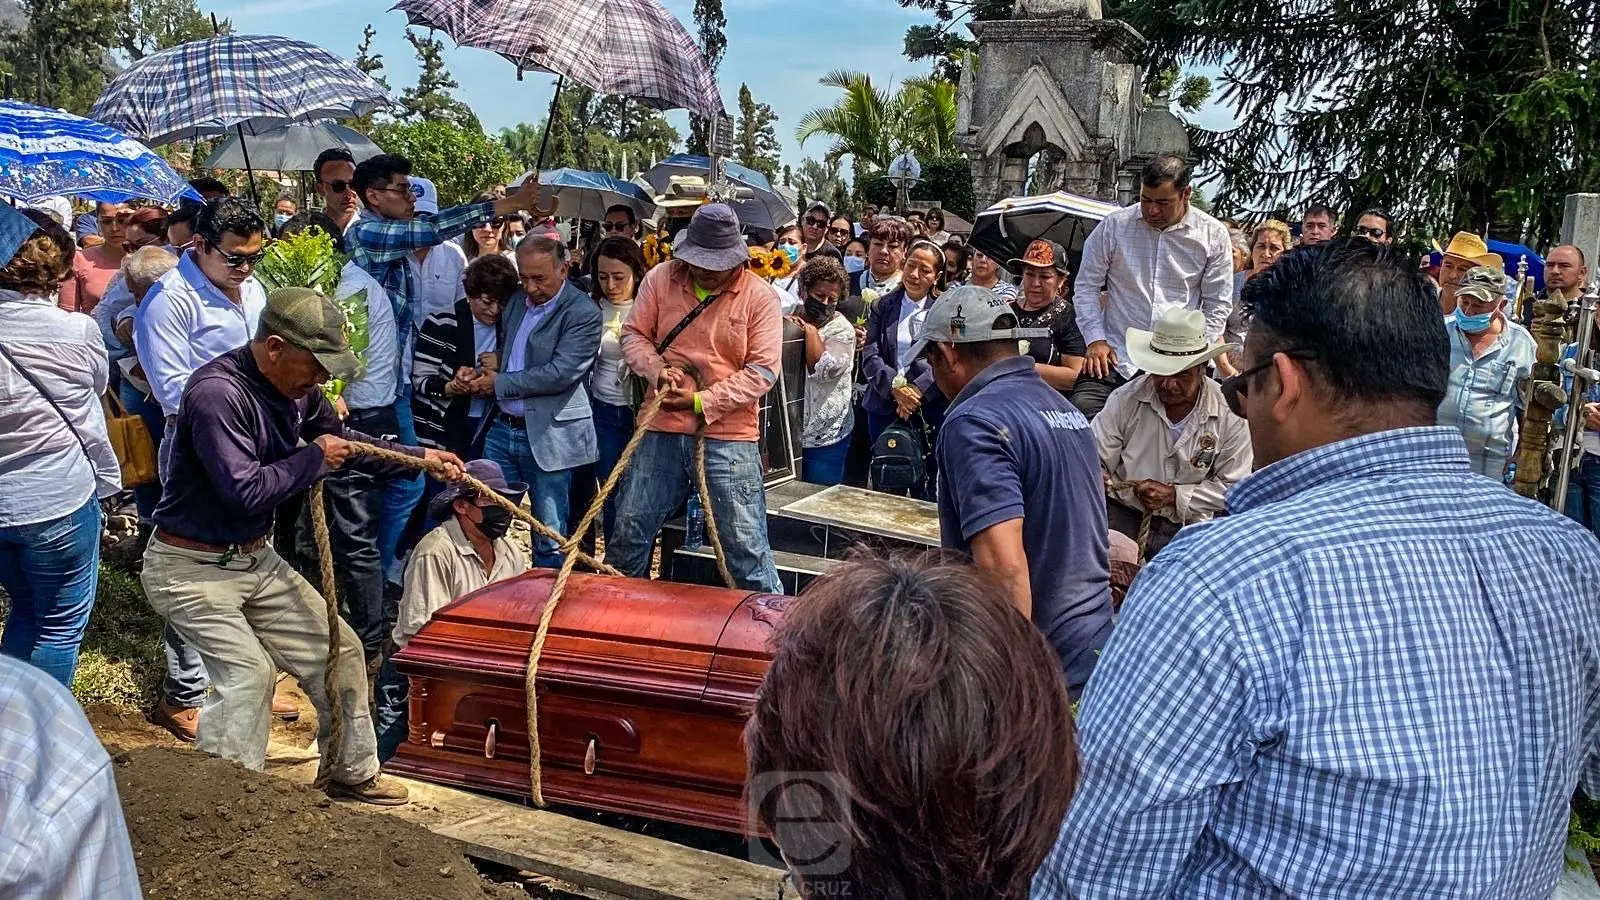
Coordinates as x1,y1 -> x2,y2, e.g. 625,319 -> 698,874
410,176 -> 439,215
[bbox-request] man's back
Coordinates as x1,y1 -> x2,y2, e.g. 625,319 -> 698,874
1045,426 -> 1600,898
936,356 -> 1113,694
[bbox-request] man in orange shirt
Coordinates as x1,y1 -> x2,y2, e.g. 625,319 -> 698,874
614,204 -> 784,592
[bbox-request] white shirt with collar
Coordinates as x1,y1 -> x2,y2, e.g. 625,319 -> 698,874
1073,203 -> 1235,379
335,263 -> 399,412
133,251 -> 266,416
894,292 -> 936,375
404,242 -> 468,385
393,516 -> 529,648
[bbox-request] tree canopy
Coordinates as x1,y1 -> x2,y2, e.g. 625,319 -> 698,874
795,71 -> 960,175
371,119 -> 519,206
1117,0 -> 1600,243
395,30 -> 478,132
686,0 -> 726,155
735,83 -> 780,179
500,90 -> 680,176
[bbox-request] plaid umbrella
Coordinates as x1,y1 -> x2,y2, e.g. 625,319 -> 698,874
0,100 -> 201,205
390,0 -> 723,119
89,35 -> 389,147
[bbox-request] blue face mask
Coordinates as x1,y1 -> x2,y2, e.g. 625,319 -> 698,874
1454,305 -> 1494,334
780,243 -> 801,266
273,213 -> 291,227
843,255 -> 867,274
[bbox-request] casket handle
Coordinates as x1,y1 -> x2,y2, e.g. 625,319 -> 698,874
484,719 -> 499,759
583,736 -> 598,776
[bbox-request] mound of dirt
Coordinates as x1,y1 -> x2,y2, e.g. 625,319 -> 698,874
114,747 -> 523,900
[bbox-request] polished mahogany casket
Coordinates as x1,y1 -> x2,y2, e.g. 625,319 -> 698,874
385,569 -> 788,833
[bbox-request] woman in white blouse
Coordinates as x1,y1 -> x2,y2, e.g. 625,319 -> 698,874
786,256 -> 857,485
0,209 -> 121,687
573,236 -> 649,545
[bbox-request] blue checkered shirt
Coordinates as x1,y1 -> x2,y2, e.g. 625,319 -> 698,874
1437,316 -> 1537,479
1034,426 -> 1600,899
346,201 -> 494,355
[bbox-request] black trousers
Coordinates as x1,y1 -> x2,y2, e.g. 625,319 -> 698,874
1069,369 -> 1129,421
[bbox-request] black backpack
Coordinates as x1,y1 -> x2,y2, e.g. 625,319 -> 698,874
870,419 -> 927,493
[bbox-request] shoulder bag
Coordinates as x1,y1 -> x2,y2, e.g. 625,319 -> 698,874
623,290 -> 726,410
0,341 -> 154,487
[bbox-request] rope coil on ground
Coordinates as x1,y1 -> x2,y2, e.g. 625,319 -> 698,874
1105,479 -> 1155,563
309,388 -> 735,805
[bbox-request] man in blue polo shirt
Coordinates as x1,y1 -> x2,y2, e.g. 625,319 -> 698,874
910,284 -> 1114,696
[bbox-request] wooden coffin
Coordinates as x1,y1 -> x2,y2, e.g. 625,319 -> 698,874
385,570 -> 788,833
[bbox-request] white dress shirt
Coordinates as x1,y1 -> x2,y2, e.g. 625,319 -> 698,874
895,292 -> 936,375
133,251 -> 266,416
404,242 -> 468,384
336,263 -> 399,411
0,655 -> 142,899
0,292 -> 122,527
1073,204 -> 1235,379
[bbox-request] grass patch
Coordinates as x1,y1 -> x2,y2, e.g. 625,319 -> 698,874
0,563 -> 165,712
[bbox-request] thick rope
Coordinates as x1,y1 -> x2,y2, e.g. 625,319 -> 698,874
1106,479 -> 1155,563
692,424 -> 737,590
307,482 -> 345,790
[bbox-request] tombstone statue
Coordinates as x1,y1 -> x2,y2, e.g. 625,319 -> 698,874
958,0 -> 1183,210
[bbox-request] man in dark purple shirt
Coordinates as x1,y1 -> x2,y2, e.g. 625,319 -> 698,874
141,287 -> 464,805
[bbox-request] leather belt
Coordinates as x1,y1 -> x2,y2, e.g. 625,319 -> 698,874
154,529 -> 268,555
497,412 -> 526,428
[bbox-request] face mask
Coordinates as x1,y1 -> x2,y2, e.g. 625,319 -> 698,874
509,234 -> 524,249
843,255 -> 866,274
780,244 -> 801,266
274,213 -> 291,227
803,296 -> 836,322
1454,306 -> 1495,334
475,503 -> 513,541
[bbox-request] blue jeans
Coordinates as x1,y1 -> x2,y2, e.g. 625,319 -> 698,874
802,434 -> 851,486
0,497 -> 102,686
120,381 -> 166,522
381,388 -> 425,584
593,402 -> 635,543
156,414 -> 210,707
609,433 -> 782,593
1565,453 -> 1600,538
484,419 -> 574,569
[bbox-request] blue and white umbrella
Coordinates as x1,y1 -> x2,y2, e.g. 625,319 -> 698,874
89,35 -> 389,147
0,100 -> 200,205
641,154 -> 794,230
511,168 -> 655,221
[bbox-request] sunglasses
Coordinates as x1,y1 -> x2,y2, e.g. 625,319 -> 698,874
1352,226 -> 1387,239
319,178 -> 353,194
603,221 -> 634,232
208,245 -> 267,270
804,217 -> 829,229
1219,350 -> 1315,417
826,226 -> 851,237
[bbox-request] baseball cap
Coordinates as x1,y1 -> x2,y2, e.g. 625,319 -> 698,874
804,201 -> 830,219
260,287 -> 364,382
410,176 -> 439,215
907,284 -> 1050,362
1457,265 -> 1510,304
1008,239 -> 1069,275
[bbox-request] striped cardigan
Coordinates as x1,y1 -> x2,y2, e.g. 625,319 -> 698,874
410,297 -> 485,454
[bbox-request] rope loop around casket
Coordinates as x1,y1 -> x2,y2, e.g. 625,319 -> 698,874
310,386 -> 737,805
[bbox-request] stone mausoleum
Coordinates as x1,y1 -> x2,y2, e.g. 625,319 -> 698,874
956,0 -> 1190,209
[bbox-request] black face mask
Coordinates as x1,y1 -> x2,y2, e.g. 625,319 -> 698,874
803,296 -> 836,323
475,503 -> 513,541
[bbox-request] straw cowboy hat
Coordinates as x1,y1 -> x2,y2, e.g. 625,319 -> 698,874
1442,232 -> 1505,271
654,175 -> 709,211
1125,308 -> 1236,376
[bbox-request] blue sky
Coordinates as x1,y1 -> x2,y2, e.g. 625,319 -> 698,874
211,0 -> 1234,177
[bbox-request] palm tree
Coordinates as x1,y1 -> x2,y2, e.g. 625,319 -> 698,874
794,70 -> 897,173
897,77 -> 958,159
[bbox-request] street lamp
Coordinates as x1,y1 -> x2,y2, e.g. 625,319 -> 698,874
887,152 -> 922,214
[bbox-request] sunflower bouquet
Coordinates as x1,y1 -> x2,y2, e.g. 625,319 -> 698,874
747,246 -> 795,281
254,226 -> 369,399
643,231 -> 674,269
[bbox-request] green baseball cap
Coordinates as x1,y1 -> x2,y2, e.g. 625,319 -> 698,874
260,287 -> 364,382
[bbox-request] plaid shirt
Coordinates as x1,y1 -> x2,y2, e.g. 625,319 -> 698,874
1035,426 -> 1600,899
347,202 -> 494,350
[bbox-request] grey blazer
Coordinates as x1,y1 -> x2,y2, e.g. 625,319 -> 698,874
493,280 -> 603,472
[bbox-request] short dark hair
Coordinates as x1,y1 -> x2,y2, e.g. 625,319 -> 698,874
1303,203 -> 1338,223
952,334 -> 1024,366
1552,243 -> 1588,267
604,203 -> 637,225
943,240 -> 971,269
352,154 -> 412,210
194,197 -> 265,247
926,207 -> 945,228
1140,153 -> 1193,190
517,234 -> 569,266
588,236 -> 647,303
188,176 -> 230,198
463,254 -> 519,301
167,201 -> 202,230
313,147 -> 356,180
1356,208 -> 1394,234
869,218 -> 910,247
798,255 -> 848,296
746,555 -> 1076,900
1240,238 -> 1448,419
844,237 -> 868,256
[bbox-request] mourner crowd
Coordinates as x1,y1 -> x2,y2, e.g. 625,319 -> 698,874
3,145 -> 1600,899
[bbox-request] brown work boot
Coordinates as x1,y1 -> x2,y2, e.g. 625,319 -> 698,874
152,699 -> 198,743
325,774 -> 409,807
